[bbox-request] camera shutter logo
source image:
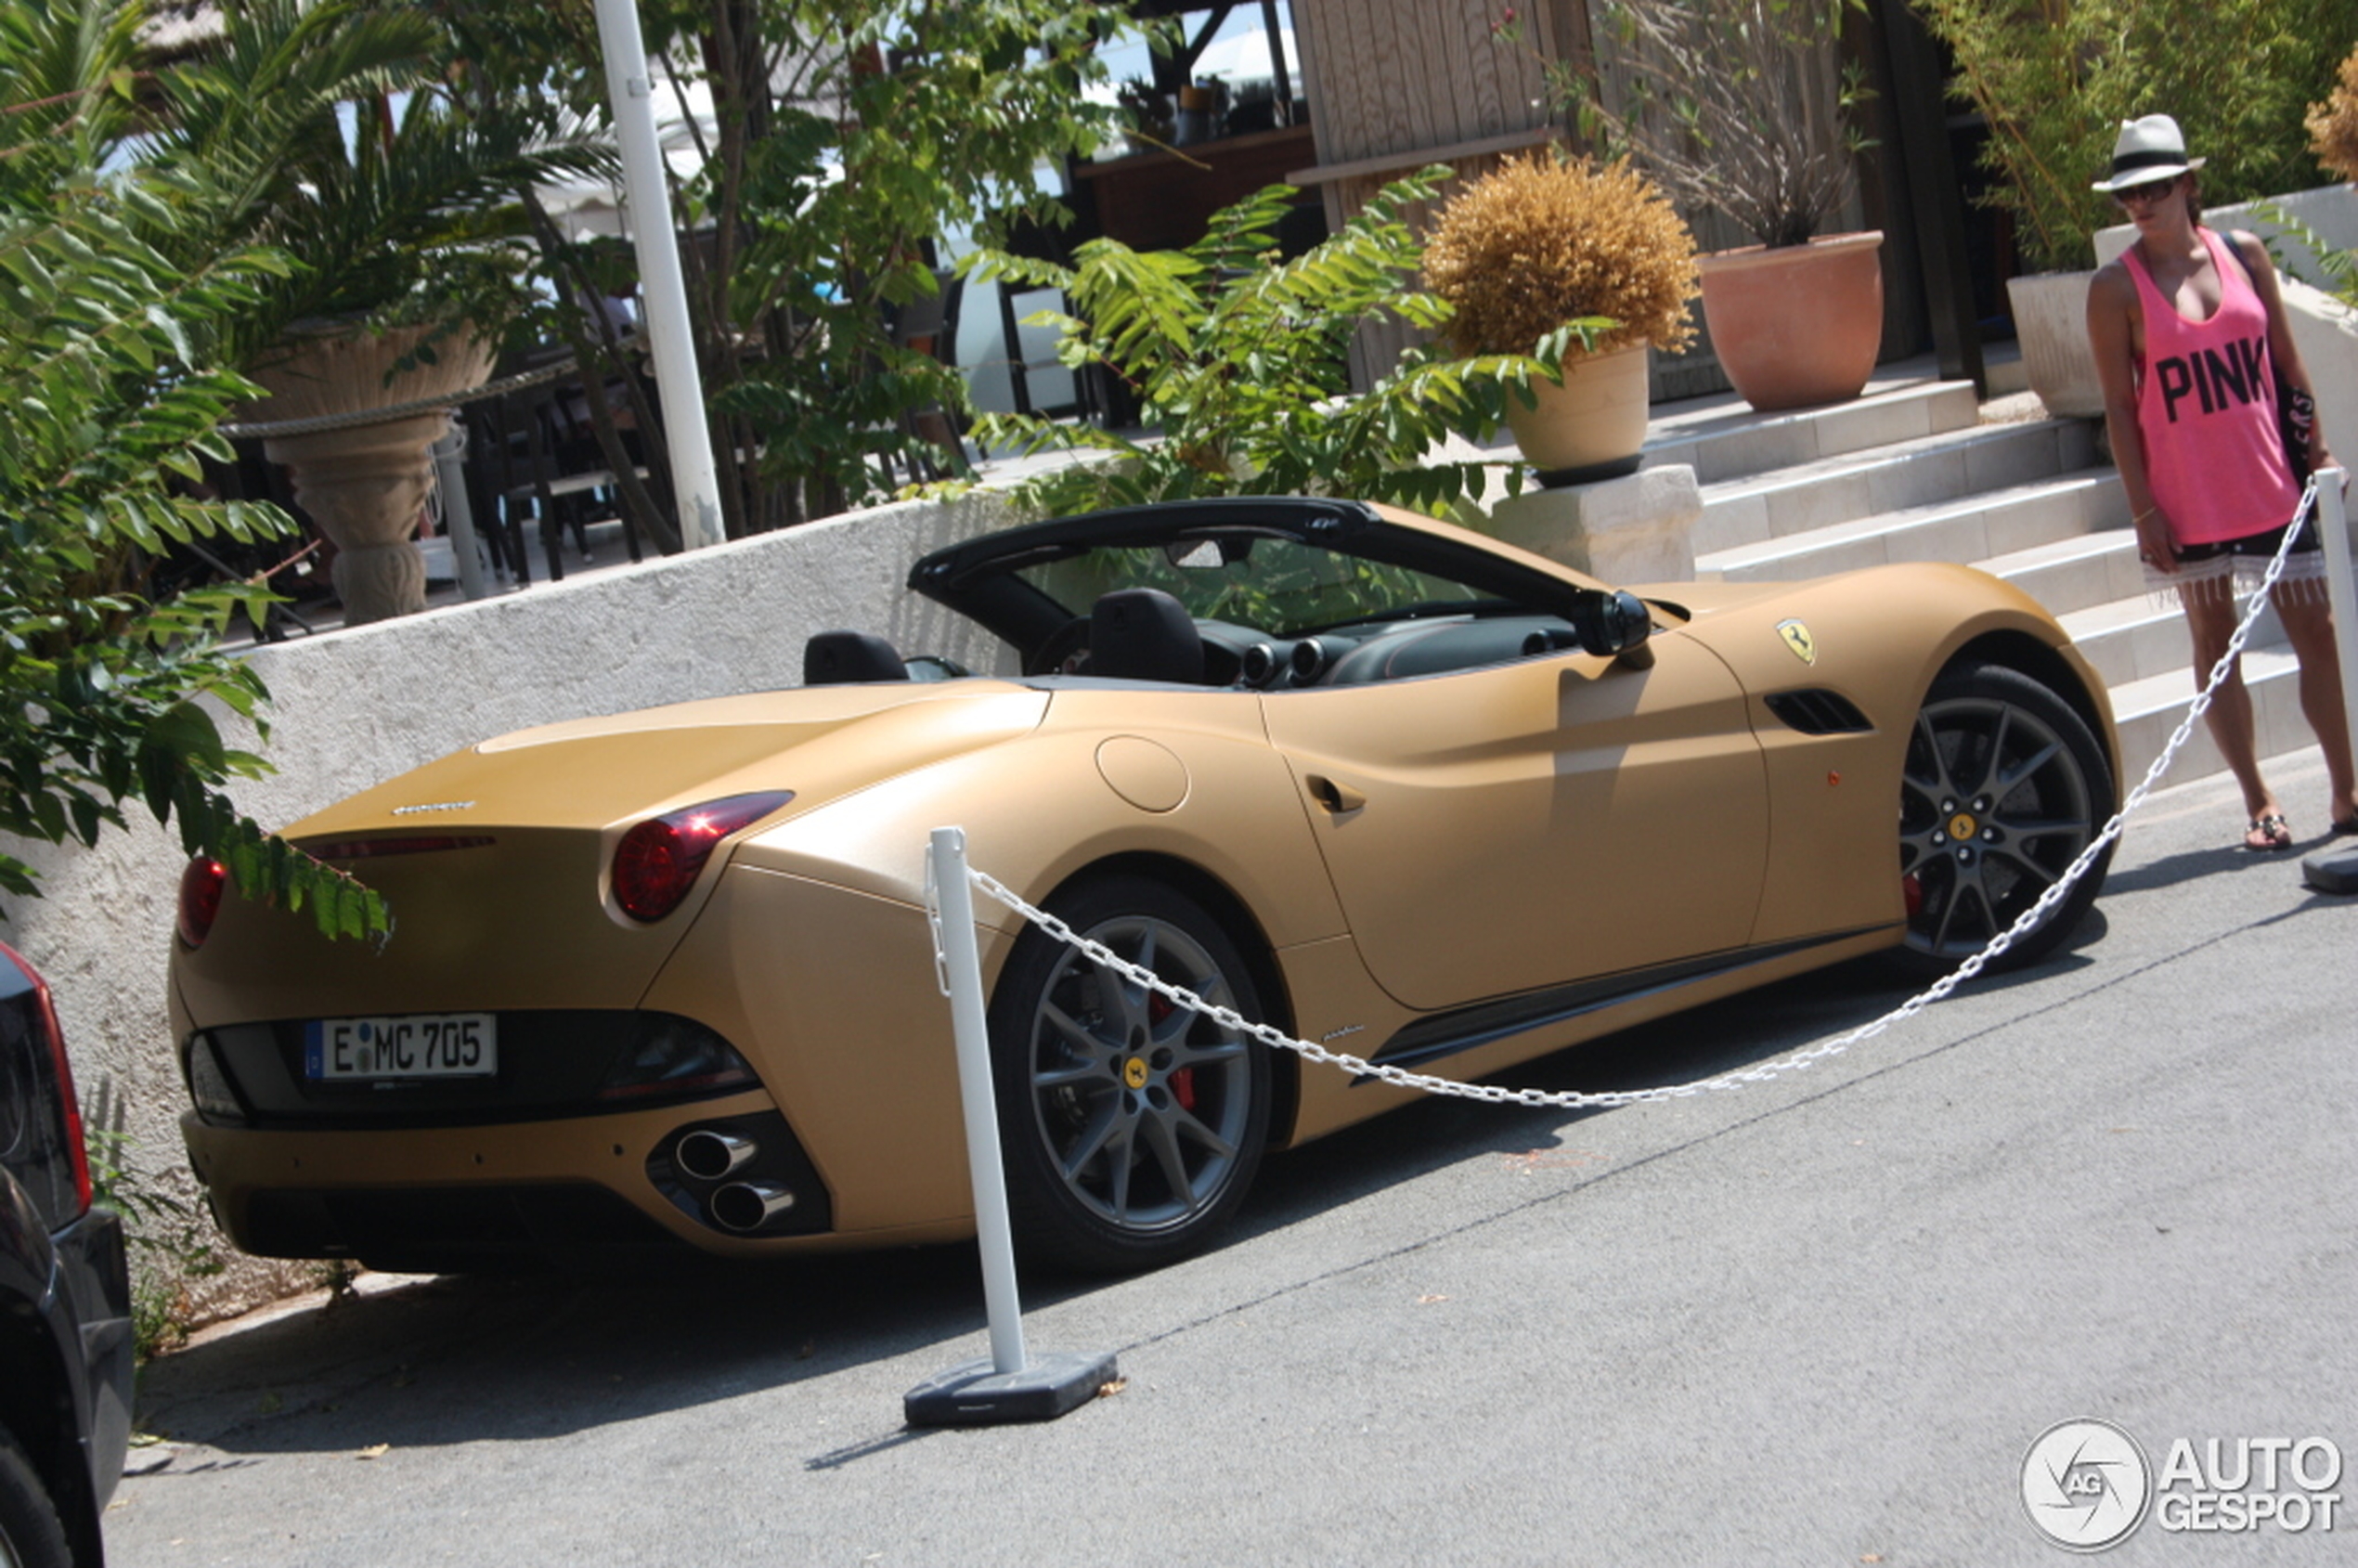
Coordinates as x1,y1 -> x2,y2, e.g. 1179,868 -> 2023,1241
2022,1419 -> 2153,1550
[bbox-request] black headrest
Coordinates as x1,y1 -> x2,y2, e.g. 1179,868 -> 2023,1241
803,629 -> 909,685
1089,589 -> 1203,684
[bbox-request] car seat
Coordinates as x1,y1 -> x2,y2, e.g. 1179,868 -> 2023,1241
1089,589 -> 1204,683
803,629 -> 910,685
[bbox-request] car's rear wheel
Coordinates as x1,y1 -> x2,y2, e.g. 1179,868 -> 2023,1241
0,1428 -> 72,1568
1893,661 -> 2114,976
990,875 -> 1271,1274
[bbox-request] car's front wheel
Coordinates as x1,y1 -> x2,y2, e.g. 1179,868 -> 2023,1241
1893,661 -> 2115,975
989,875 -> 1272,1274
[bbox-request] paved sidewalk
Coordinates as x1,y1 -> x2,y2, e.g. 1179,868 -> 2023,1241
108,755 -> 2355,1566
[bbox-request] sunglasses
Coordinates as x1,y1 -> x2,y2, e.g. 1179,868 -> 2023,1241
2113,175 -> 2182,207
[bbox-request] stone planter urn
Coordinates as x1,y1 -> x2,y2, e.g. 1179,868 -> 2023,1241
2004,270 -> 2104,418
244,320 -> 494,625
1696,231 -> 1885,411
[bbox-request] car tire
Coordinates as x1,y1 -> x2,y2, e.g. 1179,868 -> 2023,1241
0,1428 -> 73,1568
1889,660 -> 2115,977
989,875 -> 1273,1274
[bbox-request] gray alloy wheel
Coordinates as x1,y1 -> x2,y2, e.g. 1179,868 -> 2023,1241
1894,661 -> 2114,975
990,875 -> 1272,1273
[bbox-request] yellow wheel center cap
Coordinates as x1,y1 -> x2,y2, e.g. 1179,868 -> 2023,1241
1948,811 -> 1978,840
1122,1056 -> 1149,1090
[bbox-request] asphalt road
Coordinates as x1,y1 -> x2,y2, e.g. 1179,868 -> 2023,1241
107,755 -> 2356,1567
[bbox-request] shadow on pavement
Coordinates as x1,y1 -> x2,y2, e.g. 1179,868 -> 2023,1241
1231,938 -> 2092,1254
136,1247 -> 986,1458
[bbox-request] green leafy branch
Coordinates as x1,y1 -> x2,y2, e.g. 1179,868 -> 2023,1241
958,168 -> 1573,519
1,151 -> 386,938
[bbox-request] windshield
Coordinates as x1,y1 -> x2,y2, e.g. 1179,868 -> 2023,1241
1018,536 -> 1494,637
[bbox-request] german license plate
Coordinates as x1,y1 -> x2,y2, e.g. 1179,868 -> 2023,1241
304,1014 -> 497,1082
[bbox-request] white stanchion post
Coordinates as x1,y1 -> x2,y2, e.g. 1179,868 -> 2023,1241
903,828 -> 1116,1425
2305,469 -> 2358,894
2317,470 -> 2358,760
931,826 -> 1028,1377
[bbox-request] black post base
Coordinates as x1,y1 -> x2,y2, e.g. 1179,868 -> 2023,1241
903,1350 -> 1118,1427
2300,845 -> 2358,895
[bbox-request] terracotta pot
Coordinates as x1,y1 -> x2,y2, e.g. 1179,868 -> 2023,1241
245,321 -> 494,625
1502,343 -> 1652,486
1697,231 -> 1884,411
2004,270 -> 2104,417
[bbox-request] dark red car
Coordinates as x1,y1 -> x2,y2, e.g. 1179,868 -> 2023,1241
2,940 -> 133,1568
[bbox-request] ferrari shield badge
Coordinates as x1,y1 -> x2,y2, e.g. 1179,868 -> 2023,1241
1776,619 -> 1817,666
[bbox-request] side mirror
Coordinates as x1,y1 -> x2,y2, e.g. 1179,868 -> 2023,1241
1571,590 -> 1652,662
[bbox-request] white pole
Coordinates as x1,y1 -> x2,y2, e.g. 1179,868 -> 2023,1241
927,827 -> 1030,1377
429,425 -> 489,601
590,0 -> 724,551
2317,468 -> 2358,762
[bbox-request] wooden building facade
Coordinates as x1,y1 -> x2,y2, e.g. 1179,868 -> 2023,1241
1092,0 -> 1989,401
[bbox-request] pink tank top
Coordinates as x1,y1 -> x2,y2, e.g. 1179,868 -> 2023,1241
2121,227 -> 2298,544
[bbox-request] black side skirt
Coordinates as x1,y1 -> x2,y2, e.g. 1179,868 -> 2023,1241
1359,926 -> 1896,1081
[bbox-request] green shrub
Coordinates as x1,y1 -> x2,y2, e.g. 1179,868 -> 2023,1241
1918,0 -> 2358,273
1424,152 -> 1698,357
959,169 -> 1578,519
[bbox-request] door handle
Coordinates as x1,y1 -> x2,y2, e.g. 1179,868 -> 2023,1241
1305,774 -> 1367,815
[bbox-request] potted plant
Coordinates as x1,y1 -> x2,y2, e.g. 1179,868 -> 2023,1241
1511,0 -> 1882,411
145,0 -> 605,622
1423,152 -> 1700,481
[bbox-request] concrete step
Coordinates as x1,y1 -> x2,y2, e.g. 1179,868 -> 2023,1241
2057,595 -> 2290,689
1698,470 -> 2128,584
2108,649 -> 2313,797
1979,527 -> 2145,618
1643,375 -> 1979,486
1695,416 -> 2100,557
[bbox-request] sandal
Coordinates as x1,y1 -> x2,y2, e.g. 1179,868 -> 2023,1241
2245,813 -> 2294,851
2332,815 -> 2358,838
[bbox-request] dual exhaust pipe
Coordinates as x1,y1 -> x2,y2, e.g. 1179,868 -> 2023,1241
675,1128 -> 795,1234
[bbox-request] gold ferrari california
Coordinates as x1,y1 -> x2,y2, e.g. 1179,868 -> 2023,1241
168,497 -> 2118,1273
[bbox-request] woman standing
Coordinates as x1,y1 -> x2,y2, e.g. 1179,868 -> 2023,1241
2085,114 -> 2358,849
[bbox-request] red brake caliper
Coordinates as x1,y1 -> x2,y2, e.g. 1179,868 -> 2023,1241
1148,993 -> 1198,1109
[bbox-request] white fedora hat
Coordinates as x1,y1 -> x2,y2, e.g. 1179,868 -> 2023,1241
2092,114 -> 2206,192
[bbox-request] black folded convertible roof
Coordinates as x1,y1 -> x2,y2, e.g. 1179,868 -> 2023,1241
907,496 -> 1592,658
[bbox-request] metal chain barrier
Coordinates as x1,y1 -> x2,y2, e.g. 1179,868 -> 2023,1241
947,474 -> 2332,1110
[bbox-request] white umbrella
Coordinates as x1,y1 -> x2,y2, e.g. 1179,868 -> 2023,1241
535,76 -> 717,241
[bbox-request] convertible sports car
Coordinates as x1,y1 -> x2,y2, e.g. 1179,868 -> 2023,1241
168,497 -> 2118,1274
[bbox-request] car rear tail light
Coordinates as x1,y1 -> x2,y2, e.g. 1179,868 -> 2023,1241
0,940 -> 91,1222
598,1015 -> 758,1100
177,856 -> 227,949
610,791 -> 792,923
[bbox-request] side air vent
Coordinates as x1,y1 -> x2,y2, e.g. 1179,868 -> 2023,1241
1764,689 -> 1874,735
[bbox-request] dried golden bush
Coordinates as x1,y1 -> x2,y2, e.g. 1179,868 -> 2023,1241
2310,44 -> 2358,183
1424,153 -> 1698,358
